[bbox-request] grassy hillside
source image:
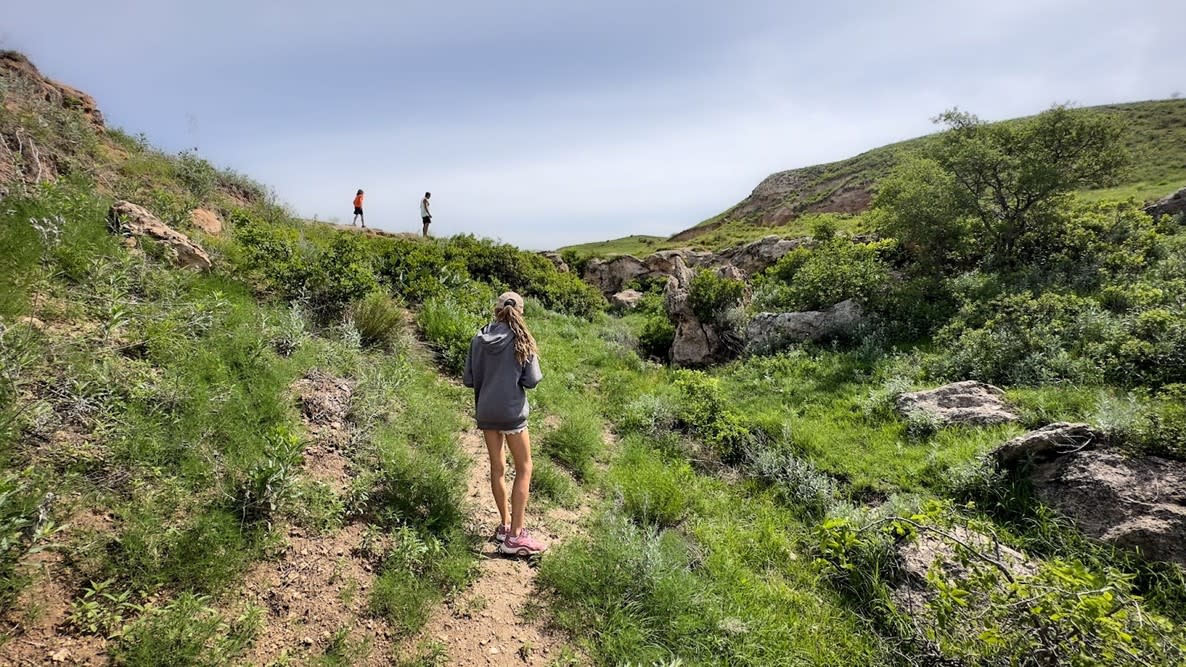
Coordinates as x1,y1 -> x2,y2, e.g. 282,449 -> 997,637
563,99 -> 1186,258
3,51 -> 1186,666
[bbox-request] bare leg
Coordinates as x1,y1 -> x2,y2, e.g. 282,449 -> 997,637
483,430 -> 510,527
422,221 -> 430,238
360,213 -> 366,228
504,430 -> 533,537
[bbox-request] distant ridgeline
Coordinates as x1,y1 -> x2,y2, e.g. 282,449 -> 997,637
562,98 -> 1186,257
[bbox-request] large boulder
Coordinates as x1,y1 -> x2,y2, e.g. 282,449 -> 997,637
893,524 -> 1037,619
717,235 -> 808,277
663,258 -> 742,367
993,423 -> 1103,469
540,251 -> 569,273
895,381 -> 1019,426
1145,186 -> 1186,221
582,255 -> 647,296
746,300 -> 863,354
1028,451 -> 1186,567
610,289 -> 644,310
108,201 -> 212,270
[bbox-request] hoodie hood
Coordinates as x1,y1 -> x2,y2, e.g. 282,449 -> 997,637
476,321 -> 514,354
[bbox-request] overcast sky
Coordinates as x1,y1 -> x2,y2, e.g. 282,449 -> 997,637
3,1 -> 1181,249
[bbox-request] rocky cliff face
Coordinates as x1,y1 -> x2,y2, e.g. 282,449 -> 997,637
0,51 -> 106,189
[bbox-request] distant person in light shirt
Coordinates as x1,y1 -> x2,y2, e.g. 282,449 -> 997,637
420,192 -> 432,237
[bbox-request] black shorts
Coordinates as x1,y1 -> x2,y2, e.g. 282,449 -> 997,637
422,216 -> 431,224
354,207 -> 363,215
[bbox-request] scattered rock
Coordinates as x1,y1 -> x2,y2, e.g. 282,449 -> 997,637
716,235 -> 809,277
107,201 -> 212,270
16,315 -> 46,330
610,289 -> 644,310
893,524 -> 1036,622
746,299 -> 864,354
1027,451 -> 1186,567
895,381 -> 1019,426
1145,185 -> 1186,221
993,423 -> 1103,469
189,208 -> 223,235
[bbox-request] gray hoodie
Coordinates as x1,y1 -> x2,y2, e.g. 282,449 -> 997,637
462,322 -> 543,431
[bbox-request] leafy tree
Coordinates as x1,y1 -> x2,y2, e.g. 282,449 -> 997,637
873,157 -> 972,273
932,105 -> 1128,266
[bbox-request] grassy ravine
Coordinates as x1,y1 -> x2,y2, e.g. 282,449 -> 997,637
0,185 -> 477,662
561,98 -> 1186,257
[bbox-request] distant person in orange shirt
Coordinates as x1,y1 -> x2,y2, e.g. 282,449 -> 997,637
352,189 -> 366,227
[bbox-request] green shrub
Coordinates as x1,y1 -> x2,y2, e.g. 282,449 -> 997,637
112,593 -> 261,666
540,412 -> 603,481
637,314 -> 674,361
230,428 -> 303,526
687,269 -> 745,323
376,239 -> 469,304
351,291 -> 404,349
175,150 -> 219,202
672,370 -> 758,463
445,235 -> 604,318
417,296 -> 483,375
306,234 -> 379,319
756,239 -> 893,312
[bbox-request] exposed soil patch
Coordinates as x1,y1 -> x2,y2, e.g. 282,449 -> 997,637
407,429 -> 591,666
0,508 -> 115,666
232,522 -> 395,665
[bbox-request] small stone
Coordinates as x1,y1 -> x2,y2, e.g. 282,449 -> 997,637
489,647 -> 502,655
301,636 -> 314,646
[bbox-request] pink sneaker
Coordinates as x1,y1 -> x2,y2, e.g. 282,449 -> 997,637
499,529 -> 548,557
493,524 -> 510,543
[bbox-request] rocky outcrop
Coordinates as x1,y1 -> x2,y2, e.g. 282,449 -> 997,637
746,300 -> 864,354
895,381 -> 1019,426
580,239 -> 799,296
0,52 -> 105,130
583,255 -> 647,296
540,251 -> 569,273
993,423 -> 1103,468
716,235 -> 808,277
189,208 -> 223,235
1145,186 -> 1186,221
108,201 -> 212,270
1028,450 -> 1186,567
663,259 -> 744,367
993,424 -> 1186,566
582,249 -> 709,296
610,289 -> 644,310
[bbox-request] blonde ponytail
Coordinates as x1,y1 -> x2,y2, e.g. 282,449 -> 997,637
494,292 -> 538,365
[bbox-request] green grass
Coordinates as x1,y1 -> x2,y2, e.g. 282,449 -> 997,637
0,181 -> 476,650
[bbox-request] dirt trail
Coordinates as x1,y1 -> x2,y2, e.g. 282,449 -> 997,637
408,428 -> 589,666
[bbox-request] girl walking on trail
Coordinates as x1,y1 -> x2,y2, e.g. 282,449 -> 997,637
352,189 -> 366,227
462,292 -> 548,557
